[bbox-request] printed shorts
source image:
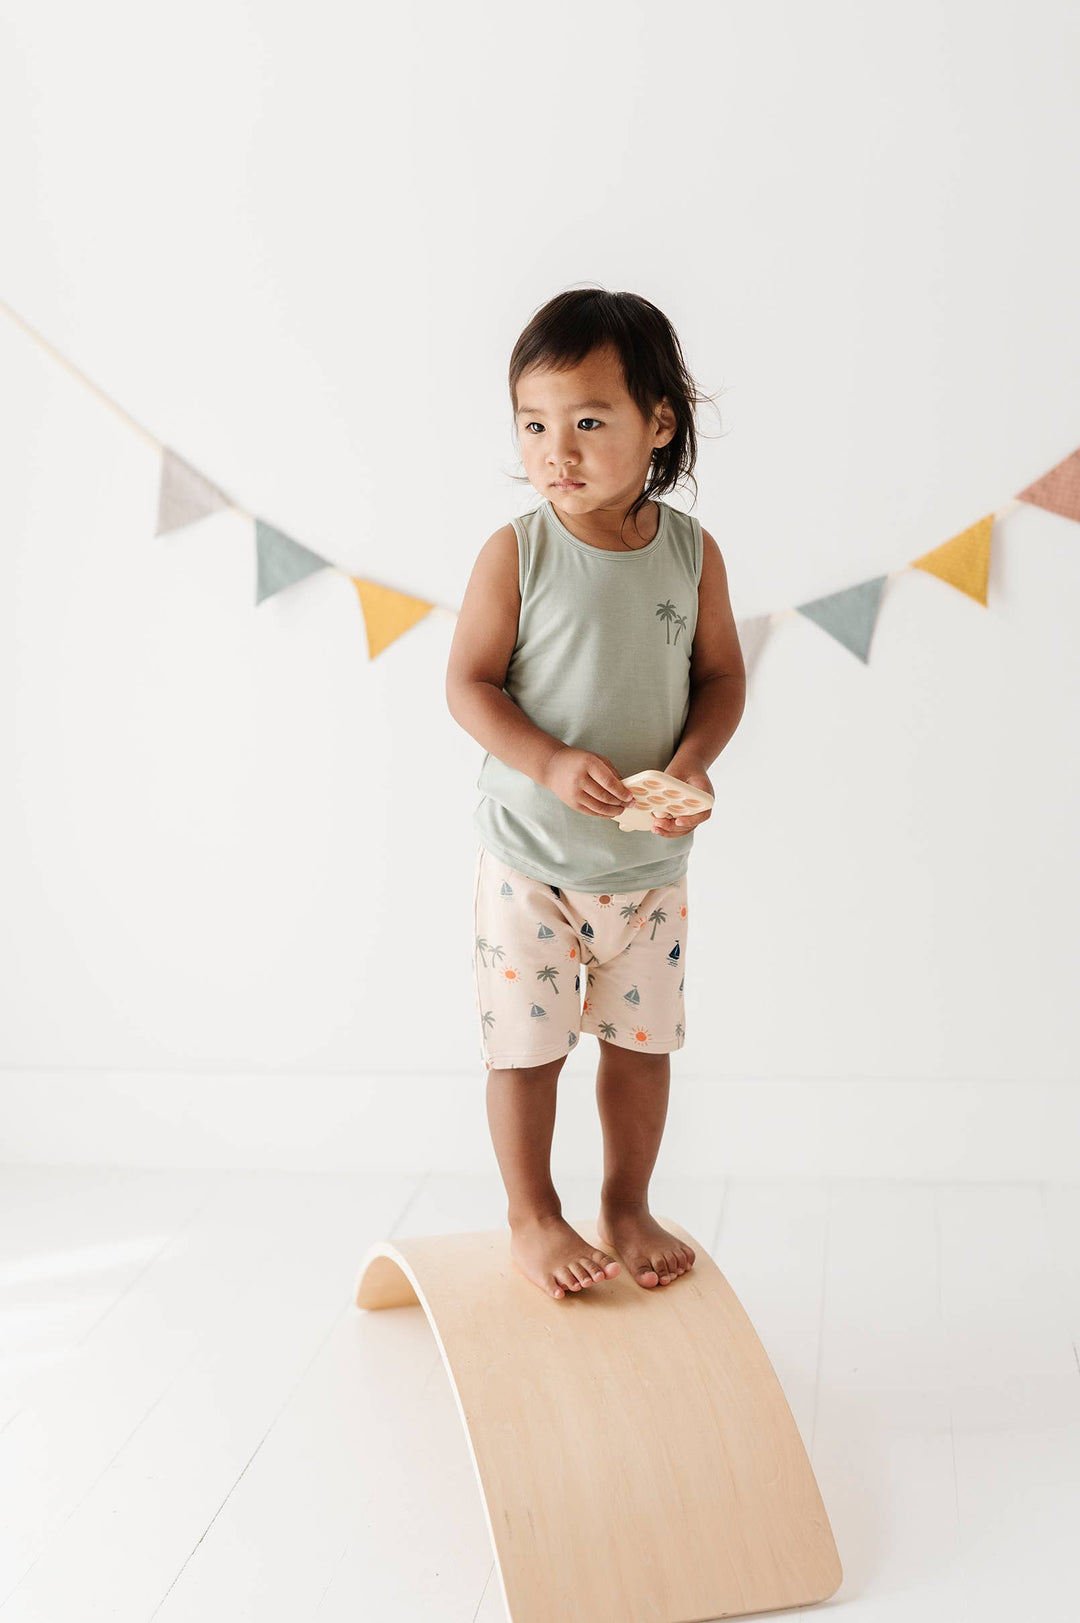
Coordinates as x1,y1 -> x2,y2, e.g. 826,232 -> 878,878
472,844 -> 688,1071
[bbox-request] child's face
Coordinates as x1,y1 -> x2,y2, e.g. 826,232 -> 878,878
514,343 -> 674,510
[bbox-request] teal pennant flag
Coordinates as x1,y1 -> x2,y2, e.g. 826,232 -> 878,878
255,519 -> 329,605
155,447 -> 233,536
795,576 -> 888,663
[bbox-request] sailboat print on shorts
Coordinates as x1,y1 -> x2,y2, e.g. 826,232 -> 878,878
668,939 -> 681,967
621,985 -> 653,1046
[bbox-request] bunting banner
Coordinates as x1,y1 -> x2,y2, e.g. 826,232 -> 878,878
255,519 -> 329,605
156,447 -> 233,537
351,578 -> 436,660
3,295 -> 1078,671
796,576 -> 888,665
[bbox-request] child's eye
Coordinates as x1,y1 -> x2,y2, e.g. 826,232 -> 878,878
523,419 -> 602,434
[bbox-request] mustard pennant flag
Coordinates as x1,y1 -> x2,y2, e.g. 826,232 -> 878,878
795,576 -> 888,664
255,519 -> 329,605
1016,445 -> 1080,523
155,447 -> 233,536
351,577 -> 435,659
735,614 -> 773,681
910,513 -> 994,606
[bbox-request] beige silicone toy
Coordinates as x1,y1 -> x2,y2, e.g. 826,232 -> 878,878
614,769 -> 715,833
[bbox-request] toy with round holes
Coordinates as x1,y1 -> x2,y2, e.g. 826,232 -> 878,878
614,768 -> 715,832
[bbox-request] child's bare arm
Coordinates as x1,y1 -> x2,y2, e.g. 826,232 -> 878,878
445,525 -> 565,786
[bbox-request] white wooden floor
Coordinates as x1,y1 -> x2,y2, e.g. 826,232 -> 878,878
0,1167 -> 1077,1622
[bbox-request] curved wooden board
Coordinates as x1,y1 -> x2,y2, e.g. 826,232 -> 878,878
356,1216 -> 842,1622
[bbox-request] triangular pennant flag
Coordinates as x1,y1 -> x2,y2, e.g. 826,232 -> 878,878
155,447 -> 233,536
351,577 -> 435,659
910,514 -> 994,606
735,614 -> 773,680
255,519 -> 329,605
1016,446 -> 1080,523
795,576 -> 888,663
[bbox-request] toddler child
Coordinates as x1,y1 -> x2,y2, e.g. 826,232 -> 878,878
446,287 -> 745,1300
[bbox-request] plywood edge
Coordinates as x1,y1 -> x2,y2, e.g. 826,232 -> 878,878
353,1238 -> 515,1617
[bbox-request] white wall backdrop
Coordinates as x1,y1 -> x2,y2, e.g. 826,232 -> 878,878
2,0 -> 1078,1171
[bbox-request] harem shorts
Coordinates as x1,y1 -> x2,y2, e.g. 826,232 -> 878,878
472,843 -> 688,1071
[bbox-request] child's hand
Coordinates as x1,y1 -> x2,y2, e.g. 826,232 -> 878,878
542,746 -> 636,819
651,758 -> 715,836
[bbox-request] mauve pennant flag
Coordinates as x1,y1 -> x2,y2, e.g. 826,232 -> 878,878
155,447 -> 233,536
736,614 -> 773,681
255,520 -> 330,605
795,576 -> 888,664
1016,446 -> 1080,524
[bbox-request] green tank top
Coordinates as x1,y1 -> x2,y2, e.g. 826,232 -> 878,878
472,496 -> 703,891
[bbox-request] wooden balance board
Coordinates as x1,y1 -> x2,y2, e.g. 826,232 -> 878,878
355,1216 -> 842,1622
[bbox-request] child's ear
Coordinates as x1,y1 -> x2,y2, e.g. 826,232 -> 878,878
654,398 -> 676,446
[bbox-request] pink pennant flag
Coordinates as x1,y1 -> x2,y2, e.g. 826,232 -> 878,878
1016,447 -> 1080,523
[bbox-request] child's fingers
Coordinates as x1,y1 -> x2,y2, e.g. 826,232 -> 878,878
653,810 -> 710,834
597,772 -> 634,805
590,775 -> 633,808
582,787 -> 632,816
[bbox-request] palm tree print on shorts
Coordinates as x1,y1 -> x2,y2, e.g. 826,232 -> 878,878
475,934 -> 508,972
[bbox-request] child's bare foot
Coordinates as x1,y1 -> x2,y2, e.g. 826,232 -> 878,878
510,1212 -> 621,1300
597,1203 -> 696,1288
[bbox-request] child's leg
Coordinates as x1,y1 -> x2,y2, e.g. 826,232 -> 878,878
485,1055 -> 566,1225
486,1056 -> 622,1300
595,1046 -> 670,1211
595,1046 -> 696,1287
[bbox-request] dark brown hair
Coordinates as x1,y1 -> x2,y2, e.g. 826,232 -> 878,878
507,284 -> 724,535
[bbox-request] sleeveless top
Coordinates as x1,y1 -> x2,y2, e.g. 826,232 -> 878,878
472,496 -> 703,891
